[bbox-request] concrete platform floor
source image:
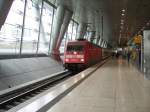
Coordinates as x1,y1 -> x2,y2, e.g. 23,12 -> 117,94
0,57 -> 64,91
47,58 -> 150,112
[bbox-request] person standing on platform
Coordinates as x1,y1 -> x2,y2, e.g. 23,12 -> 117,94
112,52 -> 115,58
127,51 -> 131,63
116,51 -> 119,59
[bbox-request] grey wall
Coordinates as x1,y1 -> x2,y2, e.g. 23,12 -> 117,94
143,30 -> 150,79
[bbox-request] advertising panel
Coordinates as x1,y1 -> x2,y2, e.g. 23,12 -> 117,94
143,30 -> 150,79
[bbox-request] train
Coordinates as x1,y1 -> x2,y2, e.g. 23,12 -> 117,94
64,39 -> 110,71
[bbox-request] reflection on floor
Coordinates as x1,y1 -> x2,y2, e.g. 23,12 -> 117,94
47,58 -> 150,112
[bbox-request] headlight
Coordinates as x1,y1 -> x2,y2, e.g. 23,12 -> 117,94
65,59 -> 69,62
74,51 -> 77,54
81,59 -> 84,62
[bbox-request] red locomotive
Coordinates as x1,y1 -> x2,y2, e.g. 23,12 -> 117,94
64,39 -> 102,71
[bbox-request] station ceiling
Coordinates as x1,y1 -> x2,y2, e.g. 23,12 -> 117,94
48,0 -> 150,46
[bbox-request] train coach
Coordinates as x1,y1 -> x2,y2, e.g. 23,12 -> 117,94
64,39 -> 102,71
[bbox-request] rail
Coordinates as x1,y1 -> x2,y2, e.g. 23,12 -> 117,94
0,70 -> 72,111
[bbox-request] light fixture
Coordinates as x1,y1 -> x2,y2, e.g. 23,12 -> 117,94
120,26 -> 123,29
122,9 -> 125,12
73,51 -> 77,54
121,19 -> 124,22
81,59 -> 84,62
122,13 -> 125,16
121,22 -> 124,25
146,22 -> 150,26
65,59 -> 69,62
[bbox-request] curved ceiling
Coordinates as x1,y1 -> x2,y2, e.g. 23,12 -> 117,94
48,0 -> 150,46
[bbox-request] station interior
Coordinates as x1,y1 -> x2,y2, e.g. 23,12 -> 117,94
0,0 -> 150,112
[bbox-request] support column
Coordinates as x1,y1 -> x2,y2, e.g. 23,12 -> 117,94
89,31 -> 96,43
105,42 -> 107,48
50,5 -> 65,54
95,11 -> 101,45
55,10 -> 73,51
99,38 -> 103,47
104,41 -> 106,48
95,17 -> 100,44
103,41 -> 105,48
106,42 -> 108,48
76,22 -> 87,39
101,39 -> 104,47
98,38 -> 102,46
96,31 -> 100,44
0,0 -> 13,29
89,22 -> 96,42
103,41 -> 106,48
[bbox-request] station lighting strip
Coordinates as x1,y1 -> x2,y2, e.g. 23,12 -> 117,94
119,9 -> 126,44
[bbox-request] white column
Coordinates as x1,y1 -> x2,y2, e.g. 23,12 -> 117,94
50,5 -> 65,54
55,10 -> 73,51
76,22 -> 87,39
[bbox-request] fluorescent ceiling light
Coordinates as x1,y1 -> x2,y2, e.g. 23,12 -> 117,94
122,9 -> 125,12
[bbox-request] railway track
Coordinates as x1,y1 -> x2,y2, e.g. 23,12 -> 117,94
0,71 -> 72,112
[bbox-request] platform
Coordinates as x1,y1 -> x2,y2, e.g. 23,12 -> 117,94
0,57 -> 64,91
46,58 -> 150,112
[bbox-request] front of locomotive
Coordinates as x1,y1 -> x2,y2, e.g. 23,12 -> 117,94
64,41 -> 86,71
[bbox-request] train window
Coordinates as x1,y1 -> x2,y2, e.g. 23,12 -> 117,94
67,45 -> 84,51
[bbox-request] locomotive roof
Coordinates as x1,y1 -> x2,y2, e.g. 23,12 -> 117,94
67,40 -> 102,48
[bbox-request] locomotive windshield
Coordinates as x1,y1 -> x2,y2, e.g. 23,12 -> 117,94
67,45 -> 84,52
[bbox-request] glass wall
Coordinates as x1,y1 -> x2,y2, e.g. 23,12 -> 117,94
0,0 -> 78,56
38,2 -> 55,54
22,0 -> 41,54
0,0 -> 25,54
0,0 -> 55,56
